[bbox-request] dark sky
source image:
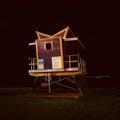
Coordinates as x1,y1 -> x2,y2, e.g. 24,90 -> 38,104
0,1 -> 119,87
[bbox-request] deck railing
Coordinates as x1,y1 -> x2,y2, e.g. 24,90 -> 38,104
28,58 -> 37,70
65,54 -> 86,72
79,58 -> 86,72
28,55 -> 86,72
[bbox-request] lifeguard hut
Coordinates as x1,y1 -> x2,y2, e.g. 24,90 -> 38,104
28,26 -> 87,95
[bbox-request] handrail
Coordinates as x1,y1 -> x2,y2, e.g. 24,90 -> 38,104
28,58 -> 37,70
65,54 -> 86,72
28,58 -> 36,60
28,55 -> 86,72
65,54 -> 78,57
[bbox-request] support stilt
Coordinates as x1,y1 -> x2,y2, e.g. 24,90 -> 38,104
48,73 -> 51,94
32,76 -> 39,91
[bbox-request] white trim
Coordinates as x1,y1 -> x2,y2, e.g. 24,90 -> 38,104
28,67 -> 80,73
28,69 -> 64,73
63,37 -> 78,41
29,42 -> 36,46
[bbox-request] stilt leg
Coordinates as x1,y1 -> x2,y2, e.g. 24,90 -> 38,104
75,76 -> 83,93
32,76 -> 39,92
75,76 -> 88,93
48,75 -> 51,94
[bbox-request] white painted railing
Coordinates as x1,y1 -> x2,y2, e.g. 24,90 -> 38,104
79,58 -> 86,72
65,54 -> 86,72
28,58 -> 37,70
28,55 -> 86,72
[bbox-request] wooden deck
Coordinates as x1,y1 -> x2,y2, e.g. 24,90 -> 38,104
29,69 -> 87,77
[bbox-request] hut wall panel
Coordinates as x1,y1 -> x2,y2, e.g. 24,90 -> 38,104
37,38 -> 62,69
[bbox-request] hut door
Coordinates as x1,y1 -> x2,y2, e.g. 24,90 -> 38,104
52,56 -> 62,69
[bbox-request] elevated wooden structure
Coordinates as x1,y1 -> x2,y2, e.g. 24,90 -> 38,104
28,26 -> 87,94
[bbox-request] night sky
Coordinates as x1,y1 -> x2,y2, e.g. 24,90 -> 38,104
0,1 -> 119,87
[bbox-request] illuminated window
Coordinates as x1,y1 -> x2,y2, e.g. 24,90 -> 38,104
45,42 -> 53,51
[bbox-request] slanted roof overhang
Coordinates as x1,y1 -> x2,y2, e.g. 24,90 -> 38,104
63,37 -> 85,50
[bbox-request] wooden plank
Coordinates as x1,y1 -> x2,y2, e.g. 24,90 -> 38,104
24,92 -> 84,99
64,37 -> 78,41
53,26 -> 69,38
28,58 -> 36,60
35,40 -> 39,69
36,31 -> 52,39
65,54 -> 78,57
59,37 -> 64,69
65,60 -> 79,63
29,71 -> 87,77
29,42 -> 36,46
29,63 -> 37,65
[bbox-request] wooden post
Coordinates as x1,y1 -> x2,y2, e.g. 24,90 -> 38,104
48,73 -> 51,94
69,56 -> 71,68
31,59 -> 33,70
78,53 -> 80,68
33,58 -> 35,70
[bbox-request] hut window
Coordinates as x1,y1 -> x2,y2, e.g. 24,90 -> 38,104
45,42 -> 53,51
